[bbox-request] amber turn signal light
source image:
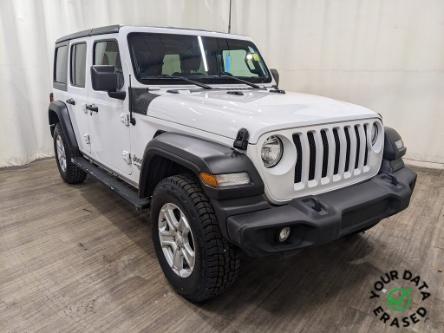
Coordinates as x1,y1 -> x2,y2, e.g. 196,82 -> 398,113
199,172 -> 250,188
199,172 -> 219,188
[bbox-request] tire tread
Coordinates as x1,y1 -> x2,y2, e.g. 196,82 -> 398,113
153,174 -> 240,302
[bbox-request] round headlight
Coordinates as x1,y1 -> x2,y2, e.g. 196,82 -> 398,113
371,123 -> 379,146
261,136 -> 283,168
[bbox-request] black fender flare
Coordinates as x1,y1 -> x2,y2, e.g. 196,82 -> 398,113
139,132 -> 264,200
380,126 -> 407,173
48,100 -> 80,156
383,126 -> 406,160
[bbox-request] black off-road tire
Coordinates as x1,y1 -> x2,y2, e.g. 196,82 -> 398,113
53,123 -> 86,184
151,174 -> 240,302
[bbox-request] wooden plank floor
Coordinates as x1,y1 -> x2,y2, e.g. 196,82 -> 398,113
0,158 -> 443,333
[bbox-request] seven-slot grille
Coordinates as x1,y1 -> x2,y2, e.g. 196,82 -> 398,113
292,121 -> 374,189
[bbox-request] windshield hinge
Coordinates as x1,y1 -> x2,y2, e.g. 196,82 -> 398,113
122,151 -> 132,164
121,113 -> 130,127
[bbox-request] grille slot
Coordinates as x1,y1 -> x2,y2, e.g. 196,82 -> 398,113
354,125 -> 361,169
344,127 -> 351,172
320,130 -> 329,178
333,128 -> 340,174
292,120 -> 375,188
364,124 -> 369,165
307,132 -> 316,180
293,134 -> 303,183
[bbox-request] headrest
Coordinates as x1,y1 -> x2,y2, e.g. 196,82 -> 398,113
181,55 -> 201,73
138,51 -> 163,76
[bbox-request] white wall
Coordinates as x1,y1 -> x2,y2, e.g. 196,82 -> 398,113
0,0 -> 229,167
232,0 -> 444,164
1,0 -> 443,167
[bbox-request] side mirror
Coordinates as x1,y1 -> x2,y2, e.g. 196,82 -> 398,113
91,65 -> 118,92
270,68 -> 279,87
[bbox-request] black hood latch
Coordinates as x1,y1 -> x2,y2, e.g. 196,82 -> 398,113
233,128 -> 250,150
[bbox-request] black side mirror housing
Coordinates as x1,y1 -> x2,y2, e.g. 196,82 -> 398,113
91,65 -> 126,100
270,68 -> 279,87
91,65 -> 118,92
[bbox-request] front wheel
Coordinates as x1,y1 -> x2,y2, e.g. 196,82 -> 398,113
151,174 -> 240,302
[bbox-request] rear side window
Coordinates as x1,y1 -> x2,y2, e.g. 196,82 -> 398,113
54,45 -> 68,84
70,43 -> 87,87
94,40 -> 121,70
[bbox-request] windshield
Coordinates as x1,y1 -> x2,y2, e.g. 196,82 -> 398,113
128,32 -> 271,85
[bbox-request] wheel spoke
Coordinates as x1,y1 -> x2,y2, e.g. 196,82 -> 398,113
59,144 -> 65,158
178,214 -> 190,233
160,208 -> 173,232
159,230 -> 176,248
173,247 -> 183,271
56,135 -> 67,172
164,205 -> 179,231
158,202 -> 195,278
181,246 -> 195,269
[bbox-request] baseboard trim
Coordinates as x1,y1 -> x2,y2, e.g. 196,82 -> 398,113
404,158 -> 444,170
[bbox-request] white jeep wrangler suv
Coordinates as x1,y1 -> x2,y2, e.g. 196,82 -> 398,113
48,25 -> 416,302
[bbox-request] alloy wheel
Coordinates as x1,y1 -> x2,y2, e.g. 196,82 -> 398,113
158,203 -> 196,278
56,134 -> 67,172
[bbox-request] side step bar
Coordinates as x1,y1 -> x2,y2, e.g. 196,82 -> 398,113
72,157 -> 150,210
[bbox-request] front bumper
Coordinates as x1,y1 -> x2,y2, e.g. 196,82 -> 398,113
226,166 -> 417,256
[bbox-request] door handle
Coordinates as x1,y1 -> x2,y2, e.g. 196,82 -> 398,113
66,98 -> 76,105
86,104 -> 98,113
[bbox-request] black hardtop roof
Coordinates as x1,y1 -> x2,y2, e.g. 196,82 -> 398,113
55,25 -> 120,44
55,25 -> 234,44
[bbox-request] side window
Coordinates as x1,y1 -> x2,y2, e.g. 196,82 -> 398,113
94,39 -> 123,89
54,45 -> 68,84
222,49 -> 259,77
70,43 -> 87,87
94,40 -> 121,70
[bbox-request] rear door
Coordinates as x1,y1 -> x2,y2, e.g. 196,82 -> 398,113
67,39 -> 91,155
87,37 -> 132,176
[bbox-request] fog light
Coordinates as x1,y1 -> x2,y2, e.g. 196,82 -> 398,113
278,227 -> 291,242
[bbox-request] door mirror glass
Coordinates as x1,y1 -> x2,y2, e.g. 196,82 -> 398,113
270,68 -> 279,87
90,65 -> 118,92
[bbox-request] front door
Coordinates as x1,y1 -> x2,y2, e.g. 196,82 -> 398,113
87,38 -> 132,177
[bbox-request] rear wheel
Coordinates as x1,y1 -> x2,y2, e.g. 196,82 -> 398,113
53,123 -> 86,184
151,174 -> 240,302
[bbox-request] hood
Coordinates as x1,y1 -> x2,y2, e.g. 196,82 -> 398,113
147,89 -> 378,144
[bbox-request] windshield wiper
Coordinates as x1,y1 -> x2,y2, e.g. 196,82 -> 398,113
218,74 -> 261,89
166,75 -> 212,90
139,75 -> 212,89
